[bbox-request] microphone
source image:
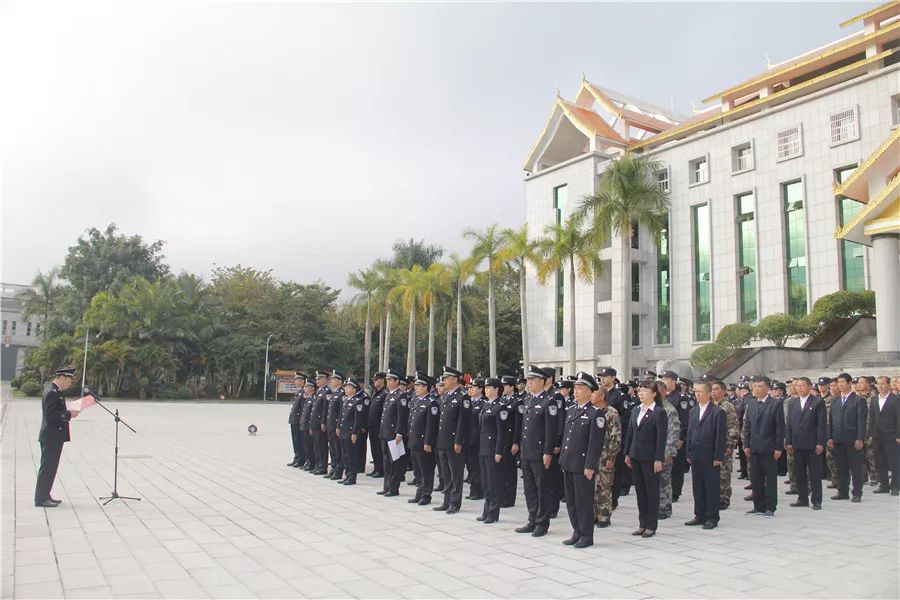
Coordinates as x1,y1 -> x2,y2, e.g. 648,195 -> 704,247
83,387 -> 102,401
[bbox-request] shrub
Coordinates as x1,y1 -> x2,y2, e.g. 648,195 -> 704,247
716,322 -> 756,352
173,386 -> 195,400
10,375 -> 23,390
20,380 -> 43,396
810,290 -> 876,325
690,343 -> 731,370
756,313 -> 809,347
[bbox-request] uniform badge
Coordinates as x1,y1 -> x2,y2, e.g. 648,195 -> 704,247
364,399 -> 370,406
400,398 -> 407,407
596,416 -> 606,428
431,406 -> 438,415
518,405 -> 525,414
356,404 -> 364,412
463,399 -> 470,409
680,400 -> 688,410
549,405 -> 558,416
500,410 -> 508,421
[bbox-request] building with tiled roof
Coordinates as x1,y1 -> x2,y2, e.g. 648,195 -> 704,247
522,1 -> 900,376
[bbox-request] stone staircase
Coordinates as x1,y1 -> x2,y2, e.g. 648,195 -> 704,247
768,334 -> 900,381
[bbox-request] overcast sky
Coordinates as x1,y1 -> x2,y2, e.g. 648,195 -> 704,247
1,1 -> 875,294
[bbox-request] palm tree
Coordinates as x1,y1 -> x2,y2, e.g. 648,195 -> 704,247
390,266 -> 428,375
348,267 -> 381,387
18,268 -> 63,329
535,213 -> 603,375
422,262 -> 451,375
463,224 -> 505,377
498,224 -> 540,371
576,152 -> 669,377
446,253 -> 475,369
390,238 -> 443,270
372,260 -> 398,371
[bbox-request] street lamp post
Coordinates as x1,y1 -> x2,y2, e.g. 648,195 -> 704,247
262,334 -> 273,402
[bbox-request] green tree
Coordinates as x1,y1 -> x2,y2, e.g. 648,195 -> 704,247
390,238 -> 444,270
498,224 -> 539,370
576,152 -> 669,377
756,313 -> 809,348
463,224 -> 505,377
18,268 -> 63,328
423,262 -> 451,375
690,343 -> 731,371
447,254 -> 476,369
716,322 -> 756,353
535,213 -> 603,375
348,267 -> 381,386
390,265 -> 429,375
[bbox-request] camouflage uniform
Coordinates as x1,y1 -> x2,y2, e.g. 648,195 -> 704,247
594,405 -> 621,523
865,393 -> 878,485
824,394 -> 838,486
716,397 -> 740,507
659,400 -> 680,518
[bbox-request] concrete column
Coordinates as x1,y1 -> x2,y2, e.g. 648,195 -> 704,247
872,234 -> 900,353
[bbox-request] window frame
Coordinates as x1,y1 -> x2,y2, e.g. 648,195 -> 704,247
730,140 -> 755,175
781,177 -> 811,317
828,105 -> 860,147
655,166 -> 670,192
776,124 -> 804,162
734,189 -> 759,324
688,154 -> 710,187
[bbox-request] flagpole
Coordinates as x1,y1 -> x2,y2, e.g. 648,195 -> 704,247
81,325 -> 89,396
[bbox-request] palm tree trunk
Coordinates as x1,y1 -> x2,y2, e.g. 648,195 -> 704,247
377,313 -> 385,372
488,269 -> 497,377
519,265 -> 529,370
446,318 -> 453,366
568,257 -> 577,376
621,234 -> 633,378
406,299 -> 416,375
363,301 -> 372,389
427,301 -> 436,375
383,307 -> 392,371
455,280 -> 463,368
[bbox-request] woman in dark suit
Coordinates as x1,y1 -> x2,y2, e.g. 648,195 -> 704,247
624,379 -> 668,537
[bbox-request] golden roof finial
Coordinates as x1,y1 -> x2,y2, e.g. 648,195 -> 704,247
582,71 -> 587,81
766,52 -> 774,68
691,100 -> 701,114
556,87 -> 561,98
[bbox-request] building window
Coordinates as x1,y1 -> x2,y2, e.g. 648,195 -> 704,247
655,168 -> 669,192
632,262 -> 640,302
736,192 -> 758,323
26,322 -> 32,336
632,314 -> 641,348
693,204 -> 711,341
656,220 -> 671,345
731,142 -> 754,173
689,156 -> 709,186
10,321 -> 16,335
836,164 -> 865,291
554,184 -> 568,347
630,220 -> 640,249
776,125 -> 803,161
35,322 -> 41,336
782,180 -> 808,316
1,320 -> 6,335
829,107 -> 859,146
893,95 -> 900,127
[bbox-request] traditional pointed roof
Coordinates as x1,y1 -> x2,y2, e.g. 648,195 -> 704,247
833,128 -> 900,202
839,0 -> 899,28
578,80 -> 682,133
836,174 -> 900,244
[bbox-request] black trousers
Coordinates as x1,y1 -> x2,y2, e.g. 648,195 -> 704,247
632,458 -> 660,531
548,453 -> 563,513
438,448 -> 465,509
737,436 -> 748,475
612,452 -> 631,503
386,444 -> 409,494
834,442 -> 865,497
691,461 -> 721,523
341,438 -> 358,483
874,438 -> 899,492
290,424 -> 303,462
356,432 -> 367,473
750,452 -> 778,512
411,450 -> 436,501
793,448 -> 823,505
312,428 -> 328,471
480,454 -> 504,520
35,439 -> 64,503
329,431 -> 342,475
672,445 -> 688,500
521,459 -> 551,529
369,431 -> 384,474
466,444 -> 482,498
563,470 -> 595,542
380,440 -> 394,491
502,453 -> 518,506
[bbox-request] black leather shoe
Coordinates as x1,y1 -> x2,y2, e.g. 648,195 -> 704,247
892,490 -> 899,496
287,461 -> 299,467
376,490 -> 388,495
418,498 -> 431,506
34,500 -> 58,508
762,510 -> 774,517
574,538 -> 593,548
446,506 -> 459,514
483,518 -> 497,524
47,497 -> 62,505
531,527 -> 547,537
719,502 -> 729,510
595,519 -> 610,528
790,501 -> 809,507
873,487 -> 890,494
371,473 -> 384,479
408,498 -> 420,504
658,514 -> 670,520
826,483 -> 837,489
830,494 -> 849,500
812,504 -> 822,510
785,489 -> 798,495
562,536 -> 578,545
745,508 -> 762,514
684,518 -> 703,526
336,479 -> 347,484
516,524 -> 536,533
631,529 -> 645,536
548,511 -> 558,519
641,530 -> 656,538
384,491 -> 399,497
343,480 -> 356,486
744,484 -> 752,490
476,516 -> 486,521
851,496 -> 861,503
702,522 -> 717,530
433,505 -> 448,511
744,495 -> 753,501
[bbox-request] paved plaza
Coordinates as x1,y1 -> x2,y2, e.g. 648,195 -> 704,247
1,393 -> 898,599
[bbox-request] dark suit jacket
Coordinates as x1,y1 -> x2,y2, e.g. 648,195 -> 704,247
829,391 -> 868,444
624,403 -> 667,462
686,403 -> 726,465
786,395 -> 826,450
871,393 -> 900,442
742,396 -> 784,453
38,383 -> 72,444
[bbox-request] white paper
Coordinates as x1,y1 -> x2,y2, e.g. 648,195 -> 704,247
387,438 -> 406,461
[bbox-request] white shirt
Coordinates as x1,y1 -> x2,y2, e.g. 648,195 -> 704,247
799,395 -> 810,411
879,396 -> 888,411
697,401 -> 710,420
637,402 -> 655,425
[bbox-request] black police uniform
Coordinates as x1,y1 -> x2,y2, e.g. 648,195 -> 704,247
560,400 -> 606,546
326,387 -> 344,477
519,388 -> 559,533
299,390 -> 315,469
408,390 -> 440,504
288,390 -> 305,466
379,387 -> 410,495
466,394 -> 485,500
338,389 -> 368,484
607,385 -> 631,504
436,385 -> 470,512
547,387 -> 566,515
368,385 -> 387,476
503,388 -> 523,507
34,382 -> 73,505
478,396 -> 511,522
309,384 -> 329,473
668,389 -> 695,501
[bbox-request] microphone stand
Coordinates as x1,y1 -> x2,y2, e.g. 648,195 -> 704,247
87,390 -> 142,505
